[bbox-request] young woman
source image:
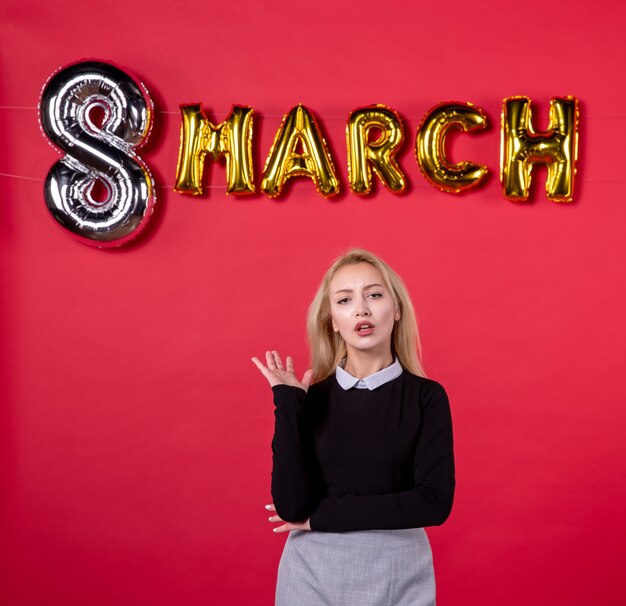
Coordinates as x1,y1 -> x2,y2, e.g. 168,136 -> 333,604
251,248 -> 455,606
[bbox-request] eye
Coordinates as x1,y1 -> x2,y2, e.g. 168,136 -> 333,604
368,292 -> 383,298
337,297 -> 350,304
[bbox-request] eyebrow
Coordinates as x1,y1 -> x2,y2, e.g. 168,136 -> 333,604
333,283 -> 384,295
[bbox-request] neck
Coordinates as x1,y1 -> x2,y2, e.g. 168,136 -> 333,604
343,349 -> 394,379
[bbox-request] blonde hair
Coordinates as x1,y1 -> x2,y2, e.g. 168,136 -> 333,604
306,248 -> 425,382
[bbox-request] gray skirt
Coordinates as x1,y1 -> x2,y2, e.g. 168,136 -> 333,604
275,528 -> 435,606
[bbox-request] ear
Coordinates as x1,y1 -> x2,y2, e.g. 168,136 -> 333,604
395,309 -> 401,322
331,316 -> 338,332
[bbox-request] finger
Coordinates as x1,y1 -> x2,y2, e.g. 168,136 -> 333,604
251,357 -> 272,380
272,350 -> 284,369
273,523 -> 292,533
266,350 -> 276,371
251,357 -> 266,372
265,504 -> 276,511
301,368 -> 315,389
268,515 -> 284,523
286,356 -> 294,373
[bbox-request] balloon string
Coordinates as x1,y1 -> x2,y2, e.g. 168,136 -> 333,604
0,172 -> 44,182
154,110 -> 345,118
0,172 -> 228,188
1,106 -> 625,122
0,105 -> 38,110
2,171 -> 626,189
3,106 -> 623,120
0,106 -> 343,119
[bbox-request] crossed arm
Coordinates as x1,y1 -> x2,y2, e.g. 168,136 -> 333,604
269,380 -> 455,533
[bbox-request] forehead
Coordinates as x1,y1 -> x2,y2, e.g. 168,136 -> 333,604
329,262 -> 385,291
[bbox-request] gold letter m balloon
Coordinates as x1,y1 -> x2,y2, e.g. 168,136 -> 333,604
175,105 -> 255,195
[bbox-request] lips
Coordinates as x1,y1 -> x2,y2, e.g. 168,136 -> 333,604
355,321 -> 375,334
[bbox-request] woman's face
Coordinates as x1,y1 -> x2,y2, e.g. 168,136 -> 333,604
328,262 -> 400,359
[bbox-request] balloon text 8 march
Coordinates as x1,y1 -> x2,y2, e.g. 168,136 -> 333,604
40,61 -> 579,248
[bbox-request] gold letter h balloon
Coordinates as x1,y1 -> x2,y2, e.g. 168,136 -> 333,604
500,96 -> 579,202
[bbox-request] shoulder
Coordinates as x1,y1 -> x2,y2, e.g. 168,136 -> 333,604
307,373 -> 337,399
400,372 -> 449,406
398,370 -> 444,390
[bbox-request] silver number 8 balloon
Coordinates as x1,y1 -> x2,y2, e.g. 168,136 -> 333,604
39,60 -> 156,247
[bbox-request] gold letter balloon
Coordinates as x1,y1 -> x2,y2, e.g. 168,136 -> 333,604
261,105 -> 340,198
416,102 -> 488,194
175,105 -> 255,195
39,60 -> 155,247
500,96 -> 579,202
346,105 -> 406,194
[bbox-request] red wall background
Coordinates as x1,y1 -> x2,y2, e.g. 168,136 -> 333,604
1,1 -> 625,604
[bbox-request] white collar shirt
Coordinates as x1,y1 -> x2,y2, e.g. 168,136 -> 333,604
335,356 -> 403,391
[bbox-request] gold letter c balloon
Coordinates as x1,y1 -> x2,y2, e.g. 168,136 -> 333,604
416,102 -> 488,194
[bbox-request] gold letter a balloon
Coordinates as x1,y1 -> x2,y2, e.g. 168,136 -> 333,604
261,105 -> 340,198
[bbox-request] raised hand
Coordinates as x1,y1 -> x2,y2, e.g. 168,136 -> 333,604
251,350 -> 314,392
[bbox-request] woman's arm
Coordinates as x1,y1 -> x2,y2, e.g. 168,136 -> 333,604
270,384 -> 322,522
308,381 -> 455,532
252,351 -> 318,526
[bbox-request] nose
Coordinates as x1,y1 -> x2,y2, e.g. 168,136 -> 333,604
355,297 -> 371,317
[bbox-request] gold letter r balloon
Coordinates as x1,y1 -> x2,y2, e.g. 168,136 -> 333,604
346,105 -> 406,194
